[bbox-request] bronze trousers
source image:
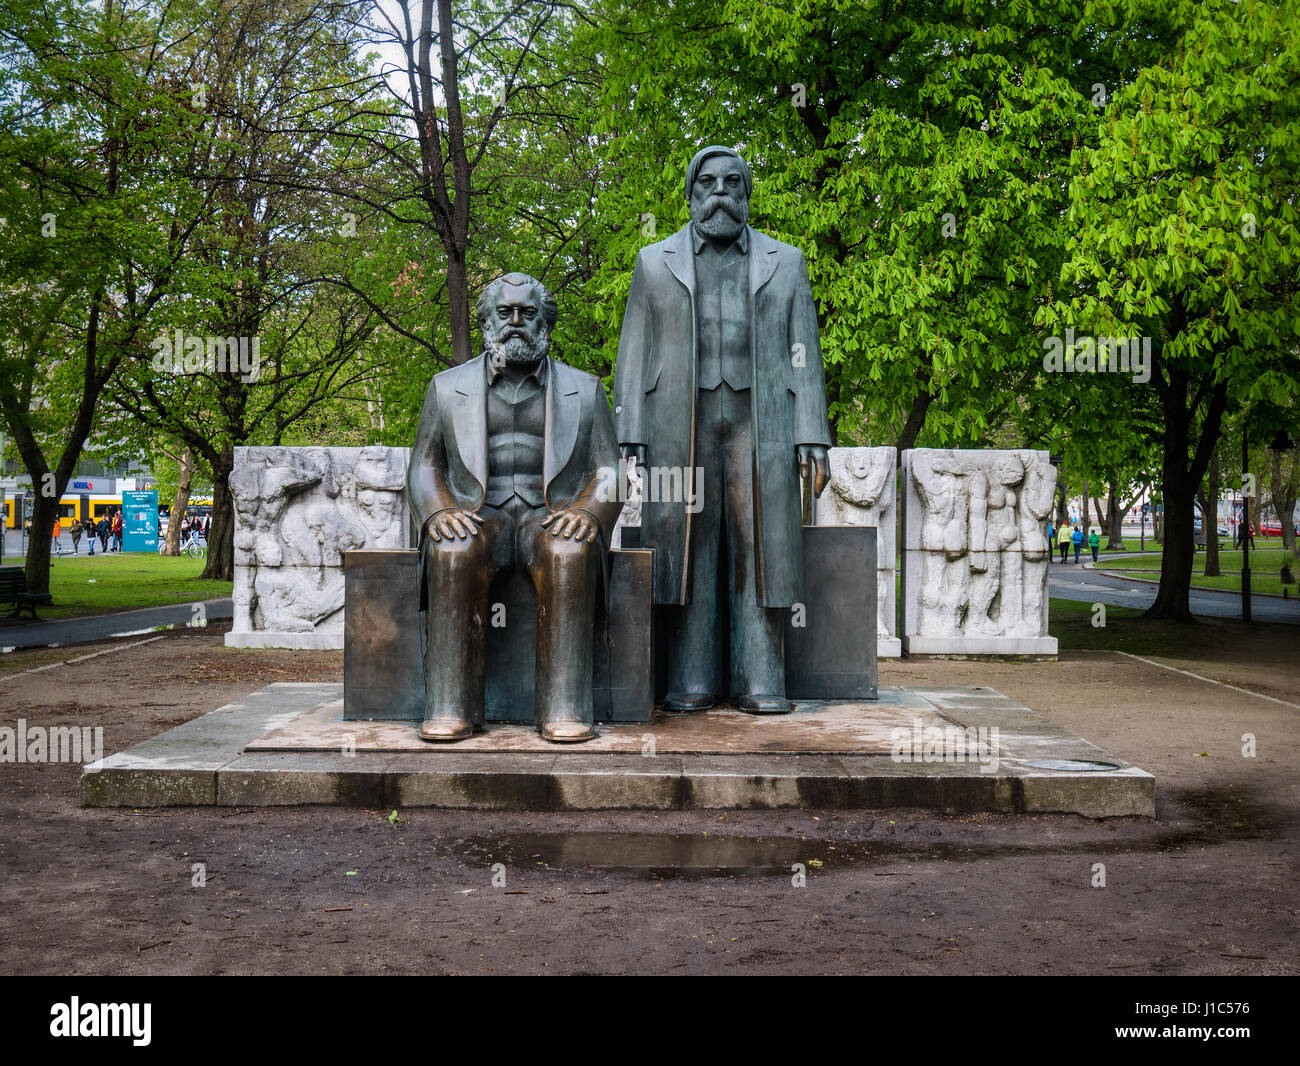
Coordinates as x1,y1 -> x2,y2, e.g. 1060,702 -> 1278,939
665,384 -> 785,698
421,496 -> 600,727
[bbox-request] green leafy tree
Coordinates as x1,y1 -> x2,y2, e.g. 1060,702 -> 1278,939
583,0 -> 1174,455
1042,0 -> 1300,620
0,0 -> 208,592
111,0 -> 393,580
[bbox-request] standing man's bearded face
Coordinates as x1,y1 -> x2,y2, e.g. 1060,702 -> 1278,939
689,155 -> 750,242
484,280 -> 551,367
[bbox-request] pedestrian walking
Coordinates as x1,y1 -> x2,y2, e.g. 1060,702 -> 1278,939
1071,525 -> 1083,563
111,511 -> 123,551
85,519 -> 96,556
52,517 -> 62,556
97,514 -> 110,552
1057,523 -> 1071,563
1088,527 -> 1100,563
70,519 -> 83,555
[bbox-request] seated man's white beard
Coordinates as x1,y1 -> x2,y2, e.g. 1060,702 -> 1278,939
487,328 -> 550,366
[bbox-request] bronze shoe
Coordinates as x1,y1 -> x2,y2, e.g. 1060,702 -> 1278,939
538,719 -> 597,743
735,693 -> 791,715
418,716 -> 476,742
663,692 -> 715,713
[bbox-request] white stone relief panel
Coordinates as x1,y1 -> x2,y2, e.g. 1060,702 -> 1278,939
814,446 -> 899,657
227,446 -> 409,648
901,449 -> 1057,656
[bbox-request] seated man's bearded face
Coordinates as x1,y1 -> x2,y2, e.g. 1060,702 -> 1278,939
485,280 -> 551,366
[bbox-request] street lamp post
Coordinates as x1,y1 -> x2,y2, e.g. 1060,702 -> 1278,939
1242,429 -> 1252,624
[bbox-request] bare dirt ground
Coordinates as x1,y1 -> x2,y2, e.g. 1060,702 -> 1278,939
0,620 -> 1295,976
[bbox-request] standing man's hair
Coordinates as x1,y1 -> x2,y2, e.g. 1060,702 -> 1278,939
684,146 -> 753,201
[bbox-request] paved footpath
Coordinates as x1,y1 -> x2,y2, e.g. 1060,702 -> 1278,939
1048,552 -> 1300,625
0,554 -> 1293,650
0,598 -> 234,650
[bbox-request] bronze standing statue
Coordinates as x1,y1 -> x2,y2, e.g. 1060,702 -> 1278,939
613,146 -> 831,715
407,273 -> 622,742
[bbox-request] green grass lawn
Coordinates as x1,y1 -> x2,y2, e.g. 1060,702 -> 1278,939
6,553 -> 232,620
1048,598 -> 1164,653
1098,547 -> 1293,596
1046,597 -> 1275,655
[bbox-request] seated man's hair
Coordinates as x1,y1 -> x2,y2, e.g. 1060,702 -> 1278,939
476,272 -> 558,331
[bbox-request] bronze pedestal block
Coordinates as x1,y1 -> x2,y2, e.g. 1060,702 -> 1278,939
783,526 -> 877,700
344,547 -> 655,723
343,525 -> 876,722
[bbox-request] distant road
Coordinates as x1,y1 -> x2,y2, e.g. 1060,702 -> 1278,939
0,598 -> 234,651
1049,554 -> 1299,625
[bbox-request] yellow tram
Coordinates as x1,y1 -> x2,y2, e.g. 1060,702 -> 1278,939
4,492 -> 126,529
3,490 -> 200,530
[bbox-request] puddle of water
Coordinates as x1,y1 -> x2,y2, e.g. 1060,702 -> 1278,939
451,831 -> 833,877
446,788 -> 1276,878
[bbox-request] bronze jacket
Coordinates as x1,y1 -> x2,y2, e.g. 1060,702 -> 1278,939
407,353 -> 623,545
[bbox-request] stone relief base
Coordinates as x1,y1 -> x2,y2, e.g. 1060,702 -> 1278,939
902,636 -> 1059,659
80,682 -> 1151,816
225,631 -> 344,650
223,632 -> 1014,657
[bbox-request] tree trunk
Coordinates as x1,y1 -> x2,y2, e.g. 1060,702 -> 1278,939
1202,445 -> 1221,577
1247,493 -> 1262,543
6,414 -> 84,596
445,245 -> 473,365
893,386 -> 933,454
1081,478 -> 1089,535
1148,487 -> 1197,620
200,448 -> 235,582
1105,482 -> 1126,550
1269,448 -> 1296,552
24,492 -> 57,598
1145,347 -> 1229,621
163,447 -> 195,556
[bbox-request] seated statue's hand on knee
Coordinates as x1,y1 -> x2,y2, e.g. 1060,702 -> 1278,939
540,509 -> 598,543
427,509 -> 485,543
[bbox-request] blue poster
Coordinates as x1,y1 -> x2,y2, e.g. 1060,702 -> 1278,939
121,490 -> 159,553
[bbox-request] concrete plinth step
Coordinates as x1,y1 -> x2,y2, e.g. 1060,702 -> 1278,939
81,683 -> 1153,817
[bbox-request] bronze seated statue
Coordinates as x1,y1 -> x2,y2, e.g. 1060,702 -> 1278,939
406,272 -> 622,743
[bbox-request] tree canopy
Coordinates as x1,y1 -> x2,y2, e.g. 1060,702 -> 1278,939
0,0 -> 1295,615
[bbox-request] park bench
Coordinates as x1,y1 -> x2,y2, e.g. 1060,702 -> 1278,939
0,566 -> 53,619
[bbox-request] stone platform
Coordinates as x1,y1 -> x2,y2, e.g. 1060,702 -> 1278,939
80,683 -> 1153,816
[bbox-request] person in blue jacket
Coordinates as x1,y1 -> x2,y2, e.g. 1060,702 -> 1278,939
1071,524 -> 1083,563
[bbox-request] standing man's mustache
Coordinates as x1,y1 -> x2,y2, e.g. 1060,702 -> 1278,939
707,199 -> 744,220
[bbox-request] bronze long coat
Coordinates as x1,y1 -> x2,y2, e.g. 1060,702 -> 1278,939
612,223 -> 831,607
